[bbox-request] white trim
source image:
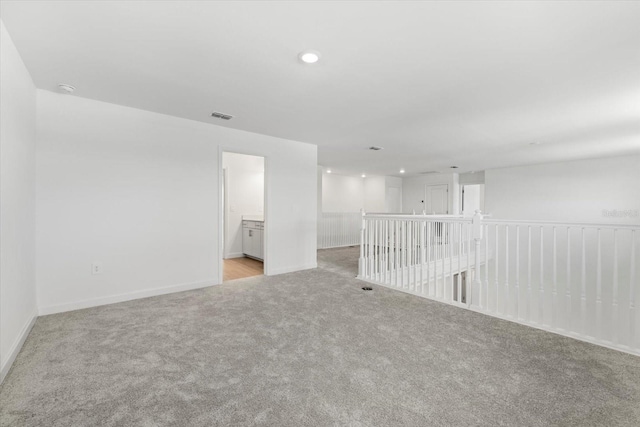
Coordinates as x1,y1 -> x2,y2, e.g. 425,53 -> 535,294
318,243 -> 360,250
38,280 -> 215,316
466,305 -> 640,358
267,263 -> 317,276
224,252 -> 245,259
1,309 -> 37,384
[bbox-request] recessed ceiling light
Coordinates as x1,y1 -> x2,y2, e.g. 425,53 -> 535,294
58,83 -> 75,94
299,50 -> 320,64
369,146 -> 384,151
326,169 -> 332,174
361,174 -> 366,178
450,166 -> 459,169
399,169 -> 405,174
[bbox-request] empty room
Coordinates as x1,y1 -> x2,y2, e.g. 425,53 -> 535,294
1,1 -> 639,426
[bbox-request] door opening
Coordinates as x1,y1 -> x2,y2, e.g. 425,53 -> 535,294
461,184 -> 485,216
221,152 -> 266,282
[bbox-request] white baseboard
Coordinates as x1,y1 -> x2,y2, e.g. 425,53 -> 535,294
267,263 -> 317,276
38,280 -> 216,316
1,309 -> 38,385
224,252 -> 245,259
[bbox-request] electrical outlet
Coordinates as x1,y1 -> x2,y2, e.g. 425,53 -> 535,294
91,263 -> 103,275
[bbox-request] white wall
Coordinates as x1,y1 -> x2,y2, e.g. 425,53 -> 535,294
402,173 -> 459,214
485,155 -> 640,223
0,21 -> 37,382
385,176 -> 403,213
36,90 -> 317,314
223,152 -> 264,258
459,171 -> 485,185
461,184 -> 484,216
321,172 -> 399,213
364,176 -> 387,213
322,173 -> 365,212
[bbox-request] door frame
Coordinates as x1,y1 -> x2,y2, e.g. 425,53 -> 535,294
460,183 -> 485,216
218,148 -> 269,284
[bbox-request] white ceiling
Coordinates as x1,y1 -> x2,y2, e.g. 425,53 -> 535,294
1,1 -> 639,176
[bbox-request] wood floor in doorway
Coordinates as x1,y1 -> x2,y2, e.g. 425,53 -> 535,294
224,257 -> 263,281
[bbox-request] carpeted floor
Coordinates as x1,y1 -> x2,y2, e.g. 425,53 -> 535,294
1,248 -> 640,426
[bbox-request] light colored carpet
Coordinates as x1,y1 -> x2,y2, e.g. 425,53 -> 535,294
1,248 -> 640,426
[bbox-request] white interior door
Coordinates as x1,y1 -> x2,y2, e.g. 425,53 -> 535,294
425,184 -> 448,214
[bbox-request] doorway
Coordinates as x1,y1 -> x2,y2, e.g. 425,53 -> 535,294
222,152 -> 266,282
461,184 -> 485,216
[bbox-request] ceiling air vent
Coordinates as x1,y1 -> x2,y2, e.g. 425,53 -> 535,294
211,111 -> 234,120
369,146 -> 384,151
420,171 -> 440,175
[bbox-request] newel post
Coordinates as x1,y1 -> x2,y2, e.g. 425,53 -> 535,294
472,210 -> 484,308
358,209 -> 366,278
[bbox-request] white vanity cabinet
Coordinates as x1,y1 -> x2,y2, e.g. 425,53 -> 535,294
242,220 -> 264,260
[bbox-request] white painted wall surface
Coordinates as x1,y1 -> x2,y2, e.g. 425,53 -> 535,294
364,176 -> 387,213
385,176 -> 403,213
321,172 -> 399,213
461,184 -> 484,216
36,90 -> 317,314
223,152 -> 264,258
402,173 -> 458,214
458,171 -> 485,185
322,173 -> 364,212
485,155 -> 640,224
0,21 -> 37,381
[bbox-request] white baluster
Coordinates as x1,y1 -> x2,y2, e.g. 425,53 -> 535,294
472,211 -> 483,309
527,226 -> 532,323
495,225 -> 500,313
458,222 -> 463,303
401,221 -> 406,289
484,224 -> 489,311
539,226 -> 545,326
385,219 -> 389,283
441,222 -> 446,300
449,222 -> 454,302
358,210 -> 366,277
420,219 -> 425,294
427,222 -> 432,296
581,227 -> 587,336
515,225 -> 520,321
552,227 -> 557,330
566,227 -> 572,332
612,229 -> 619,345
629,230 -> 637,350
505,225 -> 510,317
396,220 -> 400,287
596,228 -> 602,340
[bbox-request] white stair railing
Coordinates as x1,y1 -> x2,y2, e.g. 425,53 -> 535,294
358,211 -> 640,355
318,212 -> 362,249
